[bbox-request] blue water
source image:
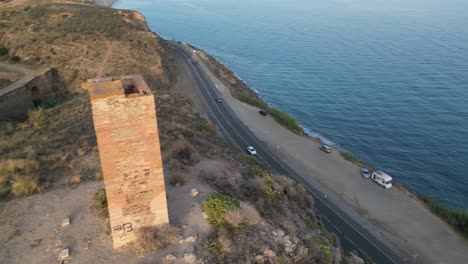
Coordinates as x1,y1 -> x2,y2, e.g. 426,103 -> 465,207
114,0 -> 468,209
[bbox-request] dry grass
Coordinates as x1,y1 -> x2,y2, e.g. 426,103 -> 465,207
89,188 -> 108,218
0,158 -> 40,197
134,224 -> 179,256
168,173 -> 186,186
225,202 -> 262,228
0,3 -> 173,90
10,174 -> 39,197
171,139 -> 201,166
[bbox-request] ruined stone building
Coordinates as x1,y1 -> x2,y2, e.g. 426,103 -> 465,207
83,75 -> 169,249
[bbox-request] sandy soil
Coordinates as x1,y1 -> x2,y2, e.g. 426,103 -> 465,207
0,0 -> 29,8
189,47 -> 468,263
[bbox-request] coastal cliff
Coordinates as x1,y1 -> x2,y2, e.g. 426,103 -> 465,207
0,1 -> 365,263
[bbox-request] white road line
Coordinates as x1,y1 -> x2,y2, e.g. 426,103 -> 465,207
175,43 -> 399,264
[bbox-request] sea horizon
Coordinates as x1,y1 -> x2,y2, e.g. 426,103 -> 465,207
114,0 -> 468,209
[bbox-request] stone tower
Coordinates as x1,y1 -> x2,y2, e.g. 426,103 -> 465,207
83,75 -> 169,249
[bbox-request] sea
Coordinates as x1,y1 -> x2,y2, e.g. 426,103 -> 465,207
114,0 -> 468,209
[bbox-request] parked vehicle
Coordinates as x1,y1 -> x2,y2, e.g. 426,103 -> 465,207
259,109 -> 268,116
371,171 -> 393,189
361,168 -> 371,179
246,146 -> 257,155
319,145 -> 332,153
215,98 -> 222,103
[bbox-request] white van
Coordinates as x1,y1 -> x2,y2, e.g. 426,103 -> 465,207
371,171 -> 393,189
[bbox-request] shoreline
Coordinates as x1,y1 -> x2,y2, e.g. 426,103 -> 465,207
106,2 -> 468,260
106,0 -> 458,214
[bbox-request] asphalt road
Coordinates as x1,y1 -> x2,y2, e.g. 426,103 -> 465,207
171,42 -> 406,264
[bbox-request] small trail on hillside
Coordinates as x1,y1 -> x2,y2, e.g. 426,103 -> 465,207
96,42 -> 114,78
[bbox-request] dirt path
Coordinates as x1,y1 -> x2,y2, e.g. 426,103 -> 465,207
0,62 -> 36,97
96,42 -> 114,78
0,0 -> 29,8
190,48 -> 468,263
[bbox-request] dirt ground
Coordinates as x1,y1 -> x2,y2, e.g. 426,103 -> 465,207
0,52 -> 240,263
0,157 -> 237,264
0,0 -> 29,8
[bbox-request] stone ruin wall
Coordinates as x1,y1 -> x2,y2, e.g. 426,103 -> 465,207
83,75 -> 169,248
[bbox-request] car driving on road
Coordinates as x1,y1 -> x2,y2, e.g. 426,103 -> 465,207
215,98 -> 222,103
319,145 -> 332,153
246,146 -> 257,155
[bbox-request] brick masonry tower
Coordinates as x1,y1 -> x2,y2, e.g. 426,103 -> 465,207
83,75 -> 169,249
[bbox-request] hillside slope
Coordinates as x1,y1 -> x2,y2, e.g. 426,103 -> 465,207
0,2 -> 365,263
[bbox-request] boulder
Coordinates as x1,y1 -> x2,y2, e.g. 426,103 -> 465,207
263,249 -> 276,259
189,188 -> 199,197
58,248 -> 70,261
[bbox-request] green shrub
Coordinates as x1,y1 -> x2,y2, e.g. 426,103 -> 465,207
203,193 -> 239,227
10,174 -> 39,197
275,256 -> 287,264
38,98 -> 58,109
205,239 -> 223,255
262,175 -> 276,199
268,108 -> 302,134
233,90 -> 267,109
423,197 -> 468,237
341,151 -> 354,161
319,244 -> 333,264
0,46 -> 8,56
28,107 -> 47,129
246,163 -> 270,178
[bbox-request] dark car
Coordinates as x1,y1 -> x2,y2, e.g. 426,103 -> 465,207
215,98 -> 222,103
259,109 -> 268,116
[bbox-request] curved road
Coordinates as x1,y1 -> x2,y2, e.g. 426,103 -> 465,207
0,62 -> 36,97
171,42 -> 406,264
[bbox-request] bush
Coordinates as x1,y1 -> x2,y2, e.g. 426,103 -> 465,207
169,174 -> 186,186
0,46 -> 8,56
28,107 -> 47,129
262,175 -> 276,199
342,151 -> 354,161
319,244 -> 333,264
246,162 -> 270,178
38,98 -> 58,109
10,174 -> 39,197
268,108 -> 302,134
172,140 -> 200,165
0,159 -> 40,197
233,90 -> 267,109
205,239 -> 224,255
225,202 -> 262,228
134,225 -> 179,255
423,197 -> 468,238
10,55 -> 21,62
194,122 -> 217,135
203,193 -> 239,227
90,188 -> 108,218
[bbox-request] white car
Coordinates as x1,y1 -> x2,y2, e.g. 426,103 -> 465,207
246,146 -> 257,155
361,168 -> 370,179
319,145 -> 332,153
